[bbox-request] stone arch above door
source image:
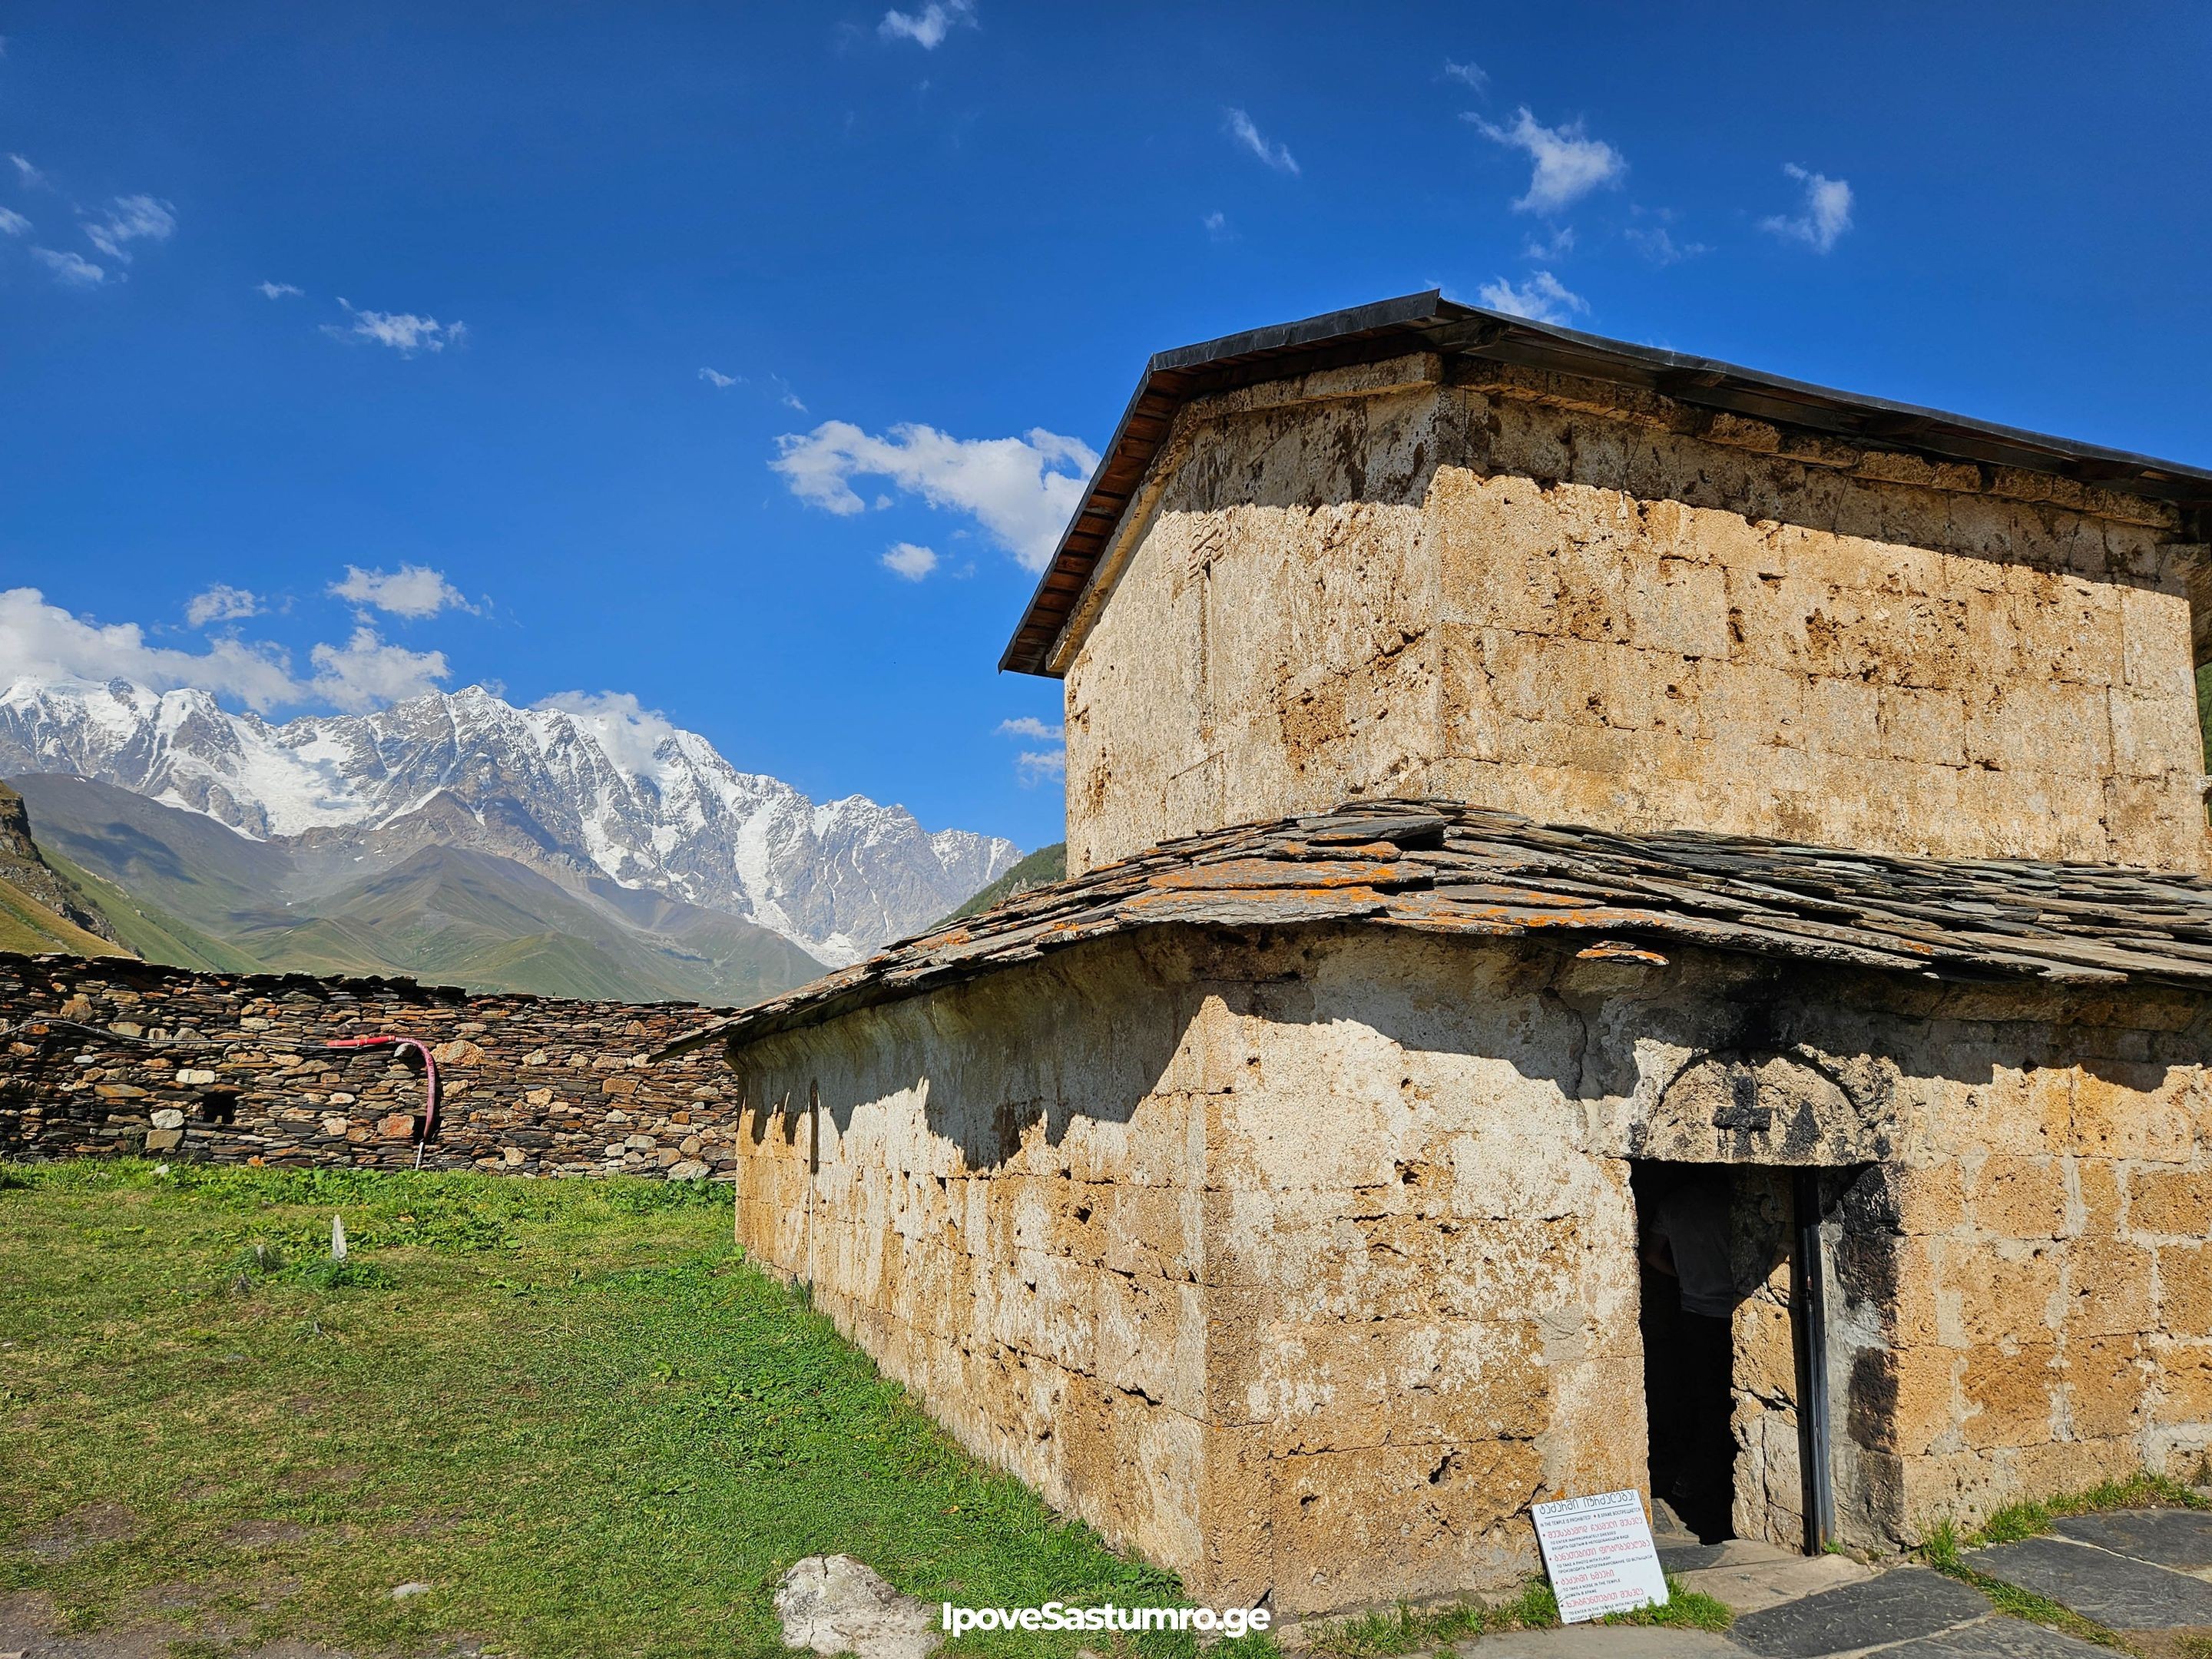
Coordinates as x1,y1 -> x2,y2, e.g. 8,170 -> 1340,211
1630,1049 -> 1891,1164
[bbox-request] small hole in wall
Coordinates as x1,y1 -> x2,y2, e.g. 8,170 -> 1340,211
197,1088 -> 240,1124
1073,1204 -> 1092,1224
1298,1493 -> 1318,1511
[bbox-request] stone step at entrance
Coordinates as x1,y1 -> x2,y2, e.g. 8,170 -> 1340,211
1672,1549 -> 1871,1617
1650,1499 -> 1702,1550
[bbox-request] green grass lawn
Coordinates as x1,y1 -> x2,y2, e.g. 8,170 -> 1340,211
0,1161 -> 1227,1659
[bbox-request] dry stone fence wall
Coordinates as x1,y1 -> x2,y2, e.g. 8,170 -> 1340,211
0,951 -> 736,1177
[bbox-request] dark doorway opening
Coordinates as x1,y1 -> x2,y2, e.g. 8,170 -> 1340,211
1633,1161 -> 1740,1545
1632,1160 -> 1833,1553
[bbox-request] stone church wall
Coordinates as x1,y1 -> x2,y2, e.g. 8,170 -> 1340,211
1065,356 -> 2208,875
721,922 -> 2212,1615
0,951 -> 732,1176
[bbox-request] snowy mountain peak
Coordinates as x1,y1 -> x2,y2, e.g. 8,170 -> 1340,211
0,675 -> 1022,964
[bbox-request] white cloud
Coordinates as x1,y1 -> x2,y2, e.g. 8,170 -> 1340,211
0,206 -> 28,237
879,0 -> 975,48
0,586 -> 299,712
1469,106 -> 1625,214
31,247 -> 103,286
1762,164 -> 1853,253
998,715 -> 1065,786
1225,108 -> 1299,176
1202,210 -> 1229,240
306,627 -> 450,712
1523,225 -> 1575,260
257,280 -> 304,300
8,153 -> 44,187
698,366 -> 805,409
329,564 -> 472,620
773,419 -> 1098,572
882,541 -> 939,580
1476,270 -> 1589,325
535,690 -> 677,779
185,584 -> 264,627
81,194 -> 175,263
1443,59 -> 1488,91
2,588 -> 461,717
1626,225 -> 1707,266
325,299 -> 466,355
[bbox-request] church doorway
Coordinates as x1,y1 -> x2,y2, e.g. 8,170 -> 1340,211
1630,1161 -> 1828,1551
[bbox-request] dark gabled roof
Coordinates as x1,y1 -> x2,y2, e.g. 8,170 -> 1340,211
1001,290 -> 2212,677
655,799 -> 2212,1057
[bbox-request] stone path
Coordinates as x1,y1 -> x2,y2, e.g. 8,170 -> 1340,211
1408,1506 -> 2212,1659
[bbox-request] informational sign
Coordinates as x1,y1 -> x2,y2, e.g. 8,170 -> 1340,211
1530,1488 -> 1670,1624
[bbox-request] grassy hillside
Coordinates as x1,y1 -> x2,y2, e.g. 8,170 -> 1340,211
38,847 -> 264,972
0,777 -> 128,955
11,774 -> 825,1005
938,841 -> 1066,926
231,846 -> 826,1003
12,773 -> 298,935
0,872 -> 130,957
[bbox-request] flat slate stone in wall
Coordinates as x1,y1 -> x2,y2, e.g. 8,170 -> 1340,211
0,951 -> 733,1178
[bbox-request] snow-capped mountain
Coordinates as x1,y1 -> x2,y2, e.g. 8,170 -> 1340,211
0,677 -> 1021,964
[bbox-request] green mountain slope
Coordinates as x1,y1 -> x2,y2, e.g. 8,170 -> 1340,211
936,841 -> 1066,927
36,848 -> 263,972
11,773 -> 298,937
0,872 -> 129,957
8,773 -> 826,1005
0,778 -> 127,950
224,844 -> 826,1003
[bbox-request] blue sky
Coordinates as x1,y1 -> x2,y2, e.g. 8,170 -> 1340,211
3,3 -> 2208,854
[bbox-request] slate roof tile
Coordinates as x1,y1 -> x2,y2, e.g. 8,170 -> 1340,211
655,800 -> 2212,1056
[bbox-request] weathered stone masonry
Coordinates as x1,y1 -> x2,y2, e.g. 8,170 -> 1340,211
687,810 -> 2212,1614
1063,355 -> 2211,876
0,952 -> 728,1176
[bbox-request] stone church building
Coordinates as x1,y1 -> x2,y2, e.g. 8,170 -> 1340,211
667,293 -> 2212,1615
